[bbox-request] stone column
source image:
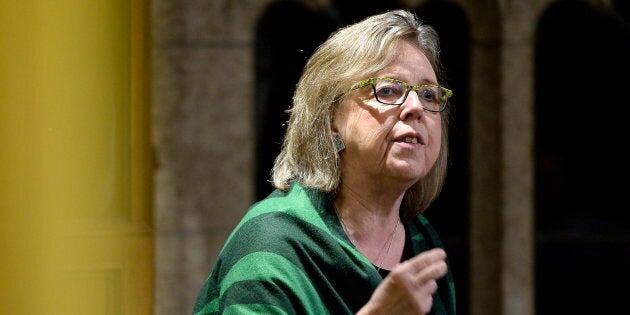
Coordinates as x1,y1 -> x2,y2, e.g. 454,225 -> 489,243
499,0 -> 536,314
151,1 -> 272,314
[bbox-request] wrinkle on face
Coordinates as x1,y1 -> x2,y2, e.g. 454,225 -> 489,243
333,41 -> 442,195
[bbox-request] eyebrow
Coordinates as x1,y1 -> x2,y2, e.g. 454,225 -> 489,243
377,75 -> 438,86
395,78 -> 439,87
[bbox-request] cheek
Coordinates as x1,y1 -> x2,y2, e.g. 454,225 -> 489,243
345,108 -> 386,135
427,118 -> 443,155
351,115 -> 395,150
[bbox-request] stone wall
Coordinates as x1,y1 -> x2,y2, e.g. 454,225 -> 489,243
150,0 -> 621,314
151,1 -> 274,313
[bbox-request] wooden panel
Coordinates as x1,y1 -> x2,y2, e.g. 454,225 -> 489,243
0,0 -> 153,314
46,236 -> 153,315
60,268 -> 124,315
37,0 -> 131,222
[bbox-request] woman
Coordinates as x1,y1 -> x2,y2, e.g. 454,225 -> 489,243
193,9 -> 456,315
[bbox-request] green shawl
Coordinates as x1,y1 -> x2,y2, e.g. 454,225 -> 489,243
193,183 -> 456,315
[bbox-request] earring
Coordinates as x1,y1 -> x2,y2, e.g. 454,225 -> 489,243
333,134 -> 345,152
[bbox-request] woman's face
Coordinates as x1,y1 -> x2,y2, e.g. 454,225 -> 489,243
333,40 -> 442,191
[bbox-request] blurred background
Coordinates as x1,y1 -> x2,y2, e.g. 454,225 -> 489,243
1,0 -> 629,314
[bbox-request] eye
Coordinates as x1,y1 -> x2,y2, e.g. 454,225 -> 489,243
374,81 -> 405,103
419,86 -> 439,103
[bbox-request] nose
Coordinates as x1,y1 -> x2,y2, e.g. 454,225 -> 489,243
399,90 -> 425,121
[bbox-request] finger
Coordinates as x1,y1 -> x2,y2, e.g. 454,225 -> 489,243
419,295 -> 434,314
411,281 -> 437,314
415,260 -> 448,284
408,248 -> 446,273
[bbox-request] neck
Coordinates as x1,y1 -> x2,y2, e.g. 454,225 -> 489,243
333,183 -> 406,269
336,182 -> 404,221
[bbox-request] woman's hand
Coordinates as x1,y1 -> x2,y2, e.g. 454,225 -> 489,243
357,248 -> 448,315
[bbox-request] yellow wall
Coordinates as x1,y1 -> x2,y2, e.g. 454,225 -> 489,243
0,1 -> 153,314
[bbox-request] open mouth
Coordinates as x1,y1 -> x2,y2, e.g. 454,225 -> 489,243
403,136 -> 418,144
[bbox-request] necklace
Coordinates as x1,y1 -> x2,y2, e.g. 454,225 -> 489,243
336,208 -> 400,271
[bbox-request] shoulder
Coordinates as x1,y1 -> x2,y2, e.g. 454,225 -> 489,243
217,183 -> 335,267
234,183 -> 332,239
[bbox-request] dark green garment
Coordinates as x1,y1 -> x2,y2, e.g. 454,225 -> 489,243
193,183 -> 456,315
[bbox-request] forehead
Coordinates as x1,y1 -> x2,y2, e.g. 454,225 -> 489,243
379,41 -> 437,84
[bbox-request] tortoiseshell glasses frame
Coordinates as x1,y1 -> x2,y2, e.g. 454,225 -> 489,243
349,77 -> 453,112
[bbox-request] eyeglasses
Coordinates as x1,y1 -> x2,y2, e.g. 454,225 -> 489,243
349,77 -> 453,112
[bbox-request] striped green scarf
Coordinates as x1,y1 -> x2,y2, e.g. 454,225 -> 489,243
193,183 -> 456,314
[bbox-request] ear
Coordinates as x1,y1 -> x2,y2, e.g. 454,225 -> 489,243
331,98 -> 347,134
330,108 -> 340,134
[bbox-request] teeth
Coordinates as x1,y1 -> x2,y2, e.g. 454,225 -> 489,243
404,137 -> 418,144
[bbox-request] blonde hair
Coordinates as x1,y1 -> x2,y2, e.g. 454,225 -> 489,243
271,9 -> 450,219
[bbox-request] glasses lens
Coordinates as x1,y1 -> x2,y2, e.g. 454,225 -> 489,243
373,79 -> 406,105
369,79 -> 450,111
418,86 -> 443,111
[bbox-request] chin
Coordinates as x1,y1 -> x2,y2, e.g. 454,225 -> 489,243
392,169 -> 426,183
385,158 -> 430,180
